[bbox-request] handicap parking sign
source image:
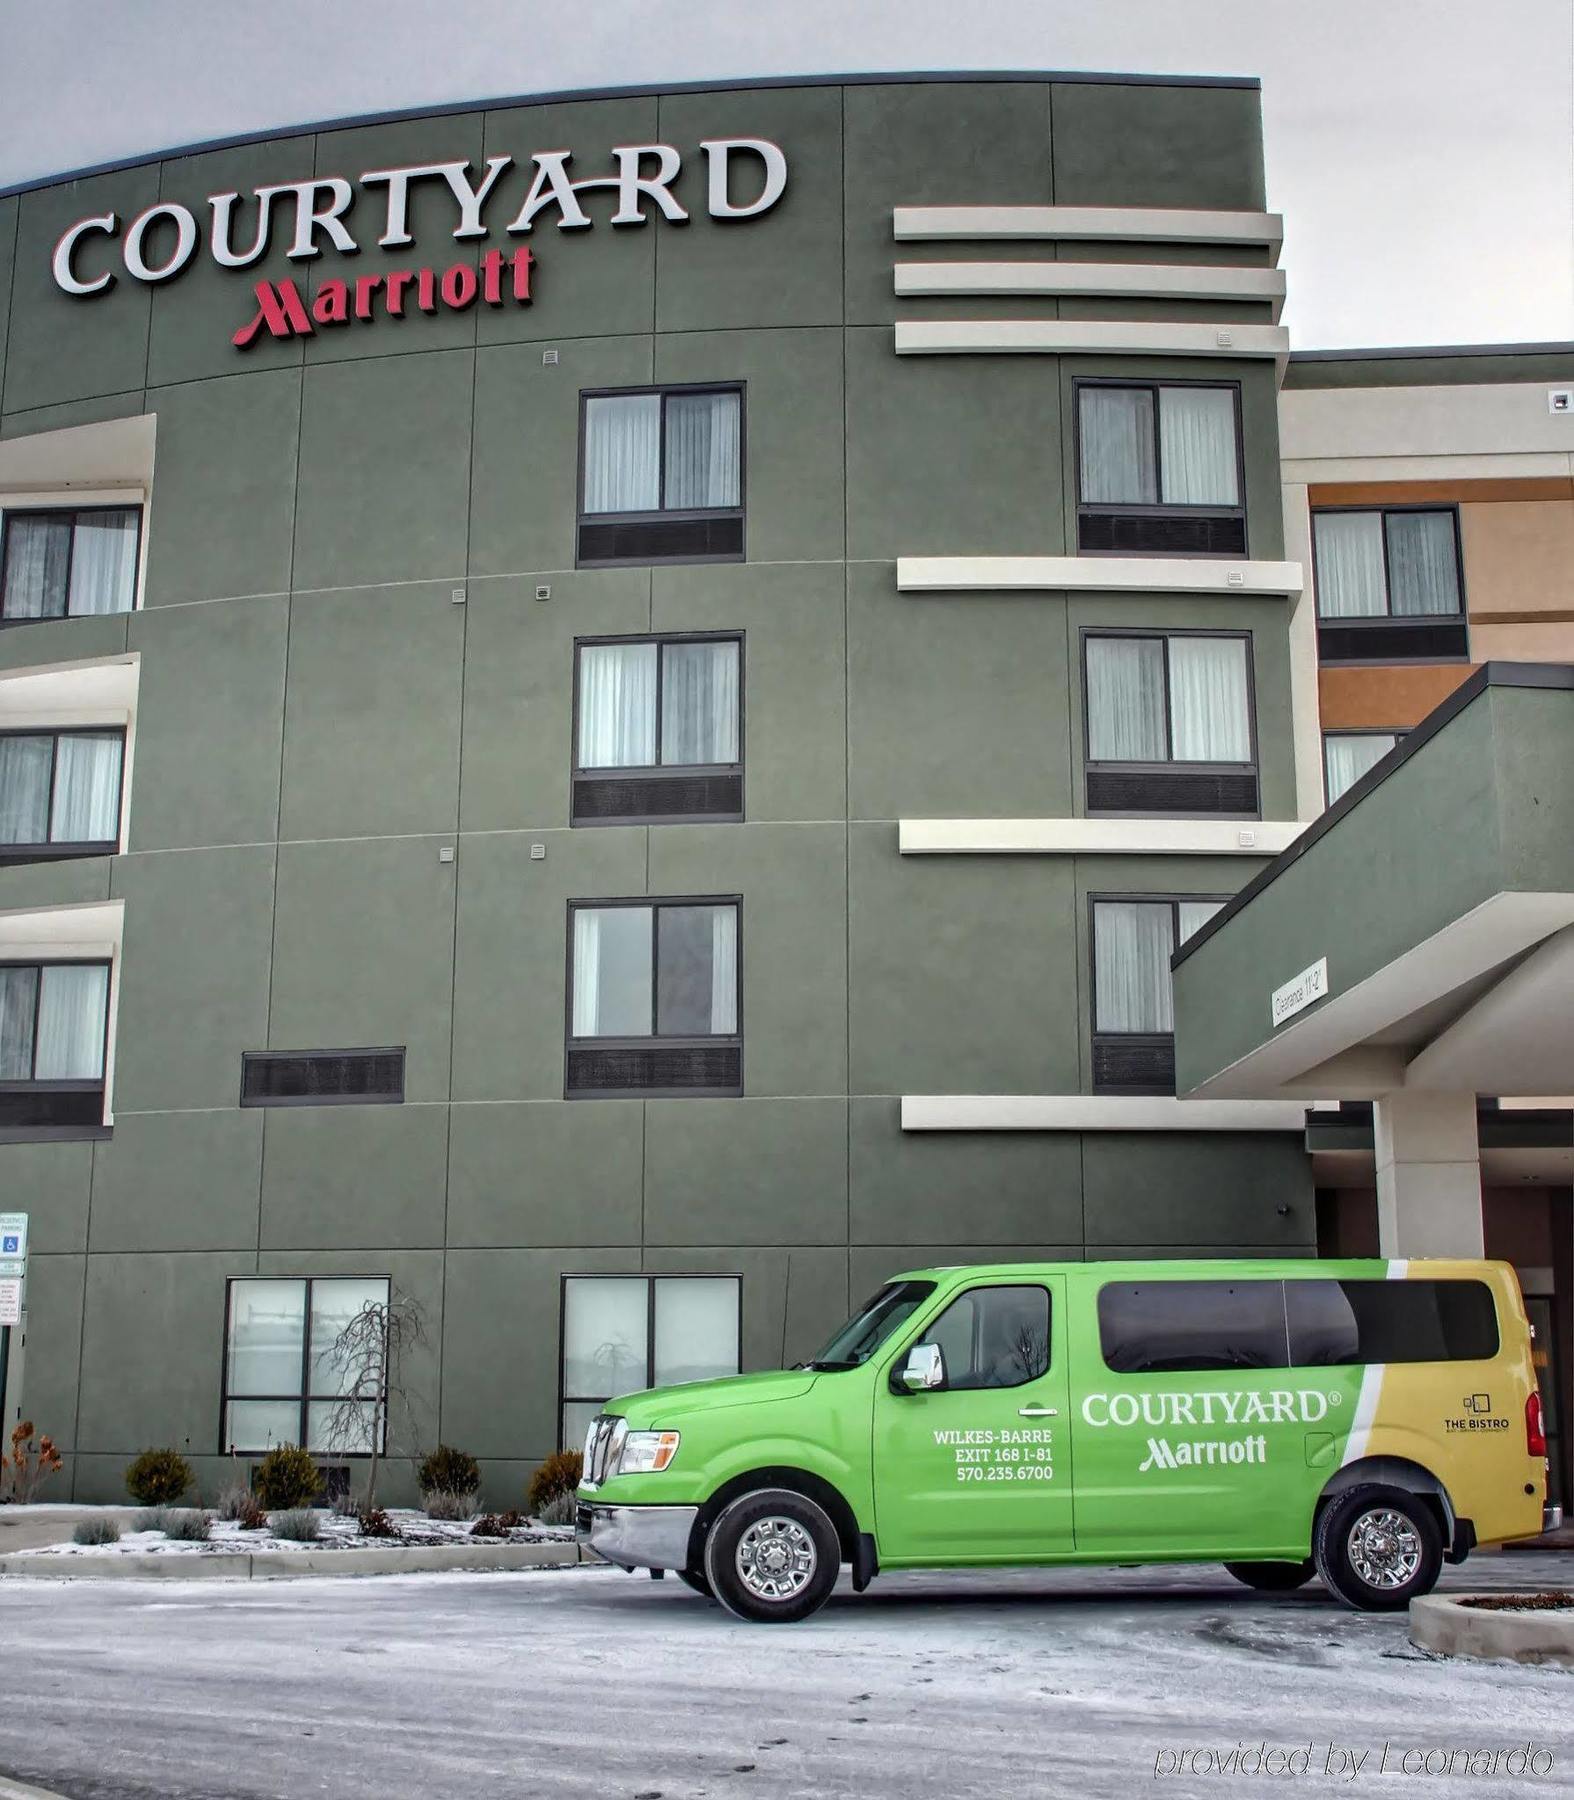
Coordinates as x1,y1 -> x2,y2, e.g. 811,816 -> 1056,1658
1,1235 -> 18,1255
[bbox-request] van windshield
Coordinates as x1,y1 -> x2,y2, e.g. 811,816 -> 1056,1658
803,1280 -> 936,1370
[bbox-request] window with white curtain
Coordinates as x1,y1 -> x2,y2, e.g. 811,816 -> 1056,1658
581,387 -> 742,516
576,637 -> 741,771
570,900 -> 740,1041
1079,383 -> 1241,509
0,961 -> 110,1083
1313,509 -> 1462,620
1093,897 -> 1224,1036
1085,634 -> 1253,766
0,730 -> 124,853
0,507 -> 142,621
560,1273 -> 741,1449
1323,731 -> 1401,805
222,1276 -> 390,1454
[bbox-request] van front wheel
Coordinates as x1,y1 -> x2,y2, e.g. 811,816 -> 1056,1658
1224,1559 -> 1316,1592
703,1488 -> 841,1624
1314,1485 -> 1443,1612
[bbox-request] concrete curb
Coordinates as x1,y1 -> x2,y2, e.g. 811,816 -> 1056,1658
0,1541 -> 598,1581
1410,1593 -> 1574,1669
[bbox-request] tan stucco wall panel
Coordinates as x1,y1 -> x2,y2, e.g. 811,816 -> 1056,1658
1461,498 -> 1574,620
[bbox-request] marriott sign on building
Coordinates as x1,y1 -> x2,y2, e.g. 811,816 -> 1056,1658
2,71 -> 1567,1509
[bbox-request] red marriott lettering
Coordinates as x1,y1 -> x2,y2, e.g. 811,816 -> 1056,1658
233,247 -> 534,348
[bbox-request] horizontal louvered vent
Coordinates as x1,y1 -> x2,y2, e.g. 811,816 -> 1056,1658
1087,768 -> 1259,816
1317,619 -> 1468,664
577,514 -> 744,566
1079,512 -> 1247,556
1092,1036 -> 1176,1095
573,771 -> 744,824
0,1085 -> 106,1132
241,1049 -> 406,1107
567,1043 -> 742,1097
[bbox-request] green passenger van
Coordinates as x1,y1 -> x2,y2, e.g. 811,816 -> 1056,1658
575,1258 -> 1558,1622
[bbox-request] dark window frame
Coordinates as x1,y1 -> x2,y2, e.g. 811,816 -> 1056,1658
1073,376 -> 1248,554
219,1274 -> 392,1458
0,726 -> 126,864
575,382 -> 746,570
0,504 -> 145,625
557,1270 -> 744,1449
1080,625 -> 1261,818
0,955 -> 113,1089
1311,504 -> 1469,664
892,1281 -> 1054,1394
1321,726 -> 1405,807
569,630 -> 745,826
1087,892 -> 1229,1095
564,894 -> 744,1099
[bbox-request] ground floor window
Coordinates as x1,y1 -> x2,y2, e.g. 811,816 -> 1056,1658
222,1276 -> 389,1455
560,1274 -> 741,1449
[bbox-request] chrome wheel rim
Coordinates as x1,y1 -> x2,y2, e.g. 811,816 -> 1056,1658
735,1516 -> 817,1601
1346,1507 -> 1422,1590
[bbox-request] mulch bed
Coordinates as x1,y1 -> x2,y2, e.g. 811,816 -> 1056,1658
1458,1592 -> 1574,1612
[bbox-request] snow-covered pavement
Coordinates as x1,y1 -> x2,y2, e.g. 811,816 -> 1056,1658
1,1555 -> 1569,1799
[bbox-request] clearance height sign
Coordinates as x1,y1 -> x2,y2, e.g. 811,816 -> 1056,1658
46,138 -> 788,349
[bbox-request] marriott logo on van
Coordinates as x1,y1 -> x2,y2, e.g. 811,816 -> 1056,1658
1080,1389 -> 1342,1429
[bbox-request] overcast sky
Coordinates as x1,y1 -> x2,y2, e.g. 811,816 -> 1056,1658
1,0 -> 1570,349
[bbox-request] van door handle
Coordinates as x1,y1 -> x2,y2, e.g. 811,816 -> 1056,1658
1018,1406 -> 1058,1417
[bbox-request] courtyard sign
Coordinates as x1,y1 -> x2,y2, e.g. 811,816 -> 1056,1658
1270,956 -> 1329,1028
50,139 -> 788,296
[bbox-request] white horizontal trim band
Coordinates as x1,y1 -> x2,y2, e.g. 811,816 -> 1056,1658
894,261 -> 1285,314
893,207 -> 1284,258
895,319 -> 1290,361
899,818 -> 1305,856
901,1094 -> 1308,1132
896,556 -> 1303,597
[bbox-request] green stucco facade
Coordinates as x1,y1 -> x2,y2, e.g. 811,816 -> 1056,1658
0,74 -> 1315,1505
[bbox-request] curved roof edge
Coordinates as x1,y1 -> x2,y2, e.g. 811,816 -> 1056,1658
0,67 -> 1260,201
1292,342 -> 1574,362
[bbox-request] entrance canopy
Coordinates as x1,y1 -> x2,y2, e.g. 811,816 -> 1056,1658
1174,665 -> 1574,1106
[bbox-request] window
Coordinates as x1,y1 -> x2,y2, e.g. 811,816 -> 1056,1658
0,507 -> 142,622
1285,1279 -> 1499,1366
577,385 -> 744,567
567,897 -> 741,1097
1099,1280 -> 1289,1374
0,730 -> 124,862
810,1281 -> 936,1370
1083,631 -> 1258,815
1313,508 -> 1467,663
1076,381 -> 1245,555
0,960 -> 111,1132
573,634 -> 742,824
561,1274 -> 741,1448
222,1276 -> 390,1454
1091,897 -> 1225,1093
906,1285 -> 1051,1391
1323,731 -> 1402,806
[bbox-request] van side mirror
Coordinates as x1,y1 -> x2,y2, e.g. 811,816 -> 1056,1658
897,1343 -> 945,1392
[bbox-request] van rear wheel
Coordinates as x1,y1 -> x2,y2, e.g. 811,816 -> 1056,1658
1314,1485 -> 1443,1612
703,1488 -> 841,1624
1224,1559 -> 1316,1592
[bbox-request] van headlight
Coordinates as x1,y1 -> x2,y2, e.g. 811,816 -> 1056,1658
616,1430 -> 681,1474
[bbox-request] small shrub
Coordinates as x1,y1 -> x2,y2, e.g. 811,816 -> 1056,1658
422,1487 -> 477,1522
471,1510 -> 523,1538
527,1449 -> 583,1517
164,1509 -> 212,1542
2,1422 -> 65,1503
271,1507 -> 321,1543
72,1516 -> 121,1546
135,1506 -> 177,1534
537,1491 -> 577,1527
216,1484 -> 268,1530
418,1443 -> 480,1498
253,1444 -> 323,1511
357,1506 -> 395,1539
124,1447 -> 193,1506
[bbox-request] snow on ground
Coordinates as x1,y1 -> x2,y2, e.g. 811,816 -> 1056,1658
16,1507 -> 574,1557
0,1554 -> 1569,1800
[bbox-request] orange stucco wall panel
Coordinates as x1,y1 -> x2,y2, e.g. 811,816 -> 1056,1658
1318,663 -> 1477,730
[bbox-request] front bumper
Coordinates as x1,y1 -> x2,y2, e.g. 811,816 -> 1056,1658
576,1502 -> 699,1572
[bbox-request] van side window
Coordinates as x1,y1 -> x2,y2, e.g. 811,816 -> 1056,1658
920,1286 -> 1051,1391
1286,1279 -> 1499,1366
1098,1281 -> 1289,1373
